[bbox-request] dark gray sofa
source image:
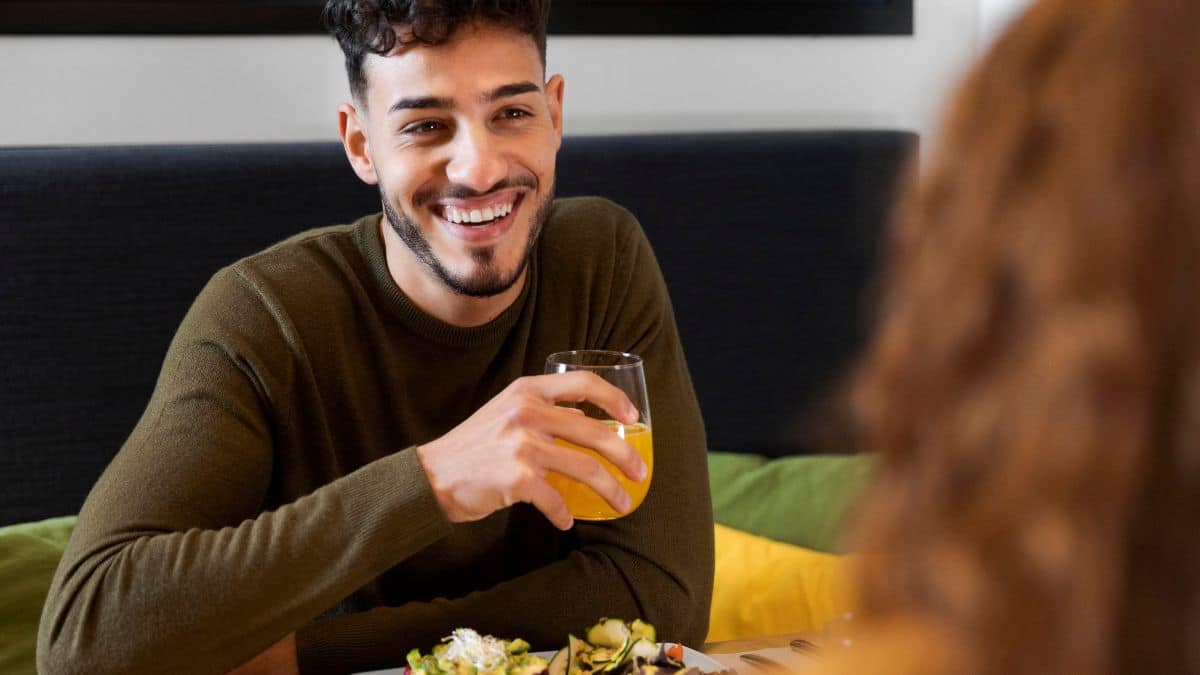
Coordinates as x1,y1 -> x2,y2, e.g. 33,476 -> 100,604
0,131 -> 916,526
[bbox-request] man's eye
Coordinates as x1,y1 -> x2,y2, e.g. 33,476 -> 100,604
404,121 -> 445,135
500,108 -> 530,120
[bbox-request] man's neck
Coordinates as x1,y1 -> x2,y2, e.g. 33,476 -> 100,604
377,216 -> 525,328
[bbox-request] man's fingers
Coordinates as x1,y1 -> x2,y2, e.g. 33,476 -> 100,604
522,479 -> 575,530
544,406 -> 647,483
533,439 -> 633,515
525,372 -> 640,425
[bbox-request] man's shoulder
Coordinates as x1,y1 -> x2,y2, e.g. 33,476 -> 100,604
535,197 -> 664,305
221,216 -> 373,287
200,215 -> 375,318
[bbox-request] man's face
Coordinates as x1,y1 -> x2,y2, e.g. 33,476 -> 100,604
359,22 -> 563,297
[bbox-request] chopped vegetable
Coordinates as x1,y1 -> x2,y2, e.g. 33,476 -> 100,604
586,618 -> 632,649
404,619 -> 721,675
566,619 -> 691,675
629,620 -> 656,644
407,628 -> 549,675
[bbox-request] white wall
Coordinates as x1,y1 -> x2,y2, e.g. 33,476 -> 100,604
979,0 -> 1033,47
0,0 -> 981,147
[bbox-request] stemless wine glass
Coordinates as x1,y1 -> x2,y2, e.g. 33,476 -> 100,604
544,350 -> 653,520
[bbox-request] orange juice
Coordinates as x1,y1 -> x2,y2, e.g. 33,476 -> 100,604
548,421 -> 653,520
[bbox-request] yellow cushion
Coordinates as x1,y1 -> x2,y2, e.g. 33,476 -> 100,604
707,523 -> 857,642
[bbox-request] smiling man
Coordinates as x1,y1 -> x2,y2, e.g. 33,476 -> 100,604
36,2 -> 713,675
351,20 -> 560,326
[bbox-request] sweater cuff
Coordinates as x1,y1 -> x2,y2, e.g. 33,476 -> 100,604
295,447 -> 453,674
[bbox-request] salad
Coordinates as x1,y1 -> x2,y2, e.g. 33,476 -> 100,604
407,628 -> 548,675
405,619 -> 719,675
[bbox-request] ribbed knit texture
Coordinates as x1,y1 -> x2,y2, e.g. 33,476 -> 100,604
37,197 -> 714,675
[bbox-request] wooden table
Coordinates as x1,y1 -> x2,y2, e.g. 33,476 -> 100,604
702,632 -> 821,673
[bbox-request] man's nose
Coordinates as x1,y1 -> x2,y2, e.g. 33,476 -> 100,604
445,127 -> 507,193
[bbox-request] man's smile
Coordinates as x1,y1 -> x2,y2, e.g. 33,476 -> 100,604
432,190 -> 526,242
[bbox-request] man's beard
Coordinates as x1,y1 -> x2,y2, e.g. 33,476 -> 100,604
381,179 -> 554,298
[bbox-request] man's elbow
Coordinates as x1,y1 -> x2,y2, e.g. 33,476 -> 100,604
38,602 -> 136,675
653,569 -> 714,648
37,625 -> 88,675
39,629 -> 159,675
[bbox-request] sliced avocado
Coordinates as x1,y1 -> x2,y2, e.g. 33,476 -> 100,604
586,618 -> 631,649
629,620 -> 656,644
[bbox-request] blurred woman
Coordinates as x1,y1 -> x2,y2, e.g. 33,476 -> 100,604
833,0 -> 1200,673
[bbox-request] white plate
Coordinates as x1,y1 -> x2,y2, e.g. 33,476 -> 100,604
533,645 -> 723,672
356,644 -> 723,675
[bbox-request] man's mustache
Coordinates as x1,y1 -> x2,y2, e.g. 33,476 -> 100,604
413,174 -> 538,208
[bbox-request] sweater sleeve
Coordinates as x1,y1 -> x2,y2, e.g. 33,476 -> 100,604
36,267 -> 454,675
295,207 -> 715,675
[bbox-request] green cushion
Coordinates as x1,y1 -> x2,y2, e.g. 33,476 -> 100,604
707,453 -> 873,554
0,516 -> 76,675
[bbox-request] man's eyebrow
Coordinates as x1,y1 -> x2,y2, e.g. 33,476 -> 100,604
388,96 -> 455,115
387,82 -> 540,115
482,81 -> 541,103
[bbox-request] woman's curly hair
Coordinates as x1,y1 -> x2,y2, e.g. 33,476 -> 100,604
323,0 -> 551,101
848,0 -> 1200,673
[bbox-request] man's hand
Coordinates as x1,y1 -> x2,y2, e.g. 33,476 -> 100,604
416,372 -> 648,530
227,633 -> 298,675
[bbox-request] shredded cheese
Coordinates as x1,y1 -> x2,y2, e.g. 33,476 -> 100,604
443,628 -> 510,670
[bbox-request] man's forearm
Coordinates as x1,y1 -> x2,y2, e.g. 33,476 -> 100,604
296,518 -> 713,675
38,450 -> 451,675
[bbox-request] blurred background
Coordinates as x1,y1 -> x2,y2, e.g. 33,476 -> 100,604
0,0 -> 1031,147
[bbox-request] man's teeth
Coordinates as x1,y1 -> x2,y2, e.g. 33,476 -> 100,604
443,202 -> 514,224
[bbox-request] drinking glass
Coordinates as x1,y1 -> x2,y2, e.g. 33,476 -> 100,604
544,350 -> 653,520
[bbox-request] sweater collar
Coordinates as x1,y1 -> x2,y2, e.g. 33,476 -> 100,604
354,213 -> 534,348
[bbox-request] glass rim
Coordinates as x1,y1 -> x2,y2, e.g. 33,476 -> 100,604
545,349 -> 643,371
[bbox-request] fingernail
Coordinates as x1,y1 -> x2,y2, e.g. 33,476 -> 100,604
636,461 -> 648,481
627,405 -> 639,422
621,493 -> 632,512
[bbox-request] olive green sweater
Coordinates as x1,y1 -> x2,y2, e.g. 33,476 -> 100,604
37,197 -> 714,675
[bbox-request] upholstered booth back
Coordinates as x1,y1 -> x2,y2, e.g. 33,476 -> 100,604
0,131 -> 915,524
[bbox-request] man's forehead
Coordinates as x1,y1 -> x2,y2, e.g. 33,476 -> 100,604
362,29 -> 544,106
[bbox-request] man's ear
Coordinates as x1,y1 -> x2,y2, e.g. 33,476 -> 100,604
338,102 -> 379,185
545,74 -> 565,147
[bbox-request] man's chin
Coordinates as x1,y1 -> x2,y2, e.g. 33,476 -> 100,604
382,180 -> 552,300
438,260 -> 528,298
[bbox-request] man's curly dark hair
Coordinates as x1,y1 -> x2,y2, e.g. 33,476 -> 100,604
323,0 -> 552,104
